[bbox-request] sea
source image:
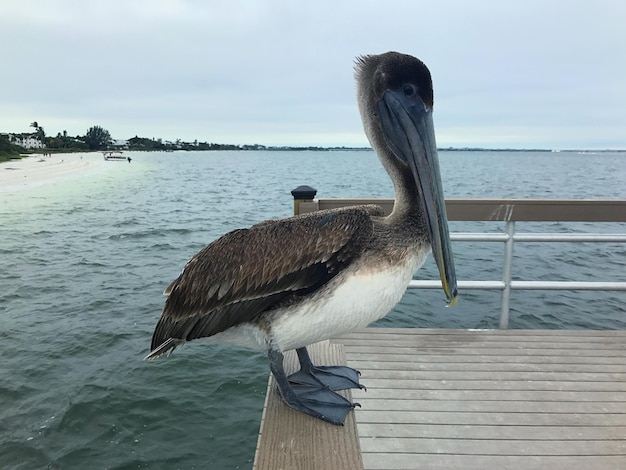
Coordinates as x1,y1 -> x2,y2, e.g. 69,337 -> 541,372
1,150 -> 625,469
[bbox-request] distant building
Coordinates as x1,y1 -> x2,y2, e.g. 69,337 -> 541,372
111,139 -> 128,149
5,133 -> 45,149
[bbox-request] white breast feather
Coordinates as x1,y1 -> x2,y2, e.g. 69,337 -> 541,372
270,251 -> 427,352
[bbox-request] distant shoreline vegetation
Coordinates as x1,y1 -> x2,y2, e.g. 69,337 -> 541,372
123,136 -> 373,152
2,125 -> 625,163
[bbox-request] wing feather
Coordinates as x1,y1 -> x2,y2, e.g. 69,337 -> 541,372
148,206 -> 379,354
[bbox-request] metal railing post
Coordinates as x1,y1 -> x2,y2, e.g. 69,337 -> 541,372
499,221 -> 516,329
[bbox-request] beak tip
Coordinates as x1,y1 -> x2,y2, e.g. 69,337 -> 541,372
445,287 -> 459,307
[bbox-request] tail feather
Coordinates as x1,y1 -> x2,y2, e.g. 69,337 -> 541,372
144,338 -> 184,361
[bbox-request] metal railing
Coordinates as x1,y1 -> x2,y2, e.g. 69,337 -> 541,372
291,188 -> 626,328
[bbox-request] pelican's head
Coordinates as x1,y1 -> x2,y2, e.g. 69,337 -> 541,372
355,52 -> 458,306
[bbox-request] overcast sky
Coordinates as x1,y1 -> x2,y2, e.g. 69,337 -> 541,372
1,1 -> 625,149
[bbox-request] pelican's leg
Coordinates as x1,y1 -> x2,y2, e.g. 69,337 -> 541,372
288,346 -> 365,391
268,349 -> 356,425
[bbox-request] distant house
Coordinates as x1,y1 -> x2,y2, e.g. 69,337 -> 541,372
5,133 -> 45,149
111,139 -> 129,149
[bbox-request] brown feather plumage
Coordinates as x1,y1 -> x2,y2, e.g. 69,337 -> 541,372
149,206 -> 381,352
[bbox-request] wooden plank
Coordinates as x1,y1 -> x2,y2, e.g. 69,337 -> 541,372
339,338 -> 626,351
347,353 -> 626,365
350,358 -> 626,370
340,328 -> 626,340
343,345 -> 626,357
346,338 -> 626,347
451,198 -> 626,222
352,370 -> 626,382
355,388 -> 626,402
353,378 -> 626,391
361,453 -> 626,470
341,327 -> 626,337
353,398 -> 626,413
341,337 -> 626,347
358,437 -> 626,455
355,410 -> 626,426
315,198 -> 626,222
253,341 -> 363,470
339,330 -> 626,350
357,423 -> 626,440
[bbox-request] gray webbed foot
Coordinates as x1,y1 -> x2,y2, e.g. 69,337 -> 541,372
288,364 -> 365,391
284,383 -> 360,425
290,346 -> 366,391
268,348 -> 363,425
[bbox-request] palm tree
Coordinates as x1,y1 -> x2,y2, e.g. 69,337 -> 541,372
29,121 -> 45,145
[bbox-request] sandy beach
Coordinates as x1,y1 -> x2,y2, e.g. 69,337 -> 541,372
0,152 -> 107,194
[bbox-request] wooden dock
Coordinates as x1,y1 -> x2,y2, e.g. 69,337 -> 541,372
254,328 -> 626,470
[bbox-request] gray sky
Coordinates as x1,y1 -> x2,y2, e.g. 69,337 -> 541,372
1,0 -> 625,149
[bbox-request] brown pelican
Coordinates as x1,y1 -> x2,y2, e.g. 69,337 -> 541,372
145,52 -> 458,425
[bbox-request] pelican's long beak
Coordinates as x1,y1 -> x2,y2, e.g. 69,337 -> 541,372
377,89 -> 458,306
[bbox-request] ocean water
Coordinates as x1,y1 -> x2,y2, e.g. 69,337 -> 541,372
1,150 -> 625,469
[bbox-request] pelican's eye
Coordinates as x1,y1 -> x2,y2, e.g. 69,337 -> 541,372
403,84 -> 415,96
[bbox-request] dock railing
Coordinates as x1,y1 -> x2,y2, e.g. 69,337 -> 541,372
291,187 -> 626,329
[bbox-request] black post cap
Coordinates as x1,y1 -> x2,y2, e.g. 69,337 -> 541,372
291,185 -> 317,200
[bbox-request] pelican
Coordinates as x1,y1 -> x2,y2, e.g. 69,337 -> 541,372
145,52 -> 458,425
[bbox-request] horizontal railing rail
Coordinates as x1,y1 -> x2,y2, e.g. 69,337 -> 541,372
298,197 -> 626,222
291,189 -> 626,328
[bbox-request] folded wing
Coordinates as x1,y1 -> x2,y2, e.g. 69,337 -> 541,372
147,206 -> 381,358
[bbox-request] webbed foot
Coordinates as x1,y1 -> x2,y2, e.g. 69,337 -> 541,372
283,383 -> 360,425
288,364 -> 365,391
289,346 -> 366,391
268,348 -> 361,425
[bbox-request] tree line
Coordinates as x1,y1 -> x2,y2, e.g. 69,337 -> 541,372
1,121 -> 369,161
3,122 -> 251,155
35,122 -> 113,151
0,123 -> 114,161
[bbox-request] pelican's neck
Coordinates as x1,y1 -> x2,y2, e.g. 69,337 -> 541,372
379,148 -> 423,226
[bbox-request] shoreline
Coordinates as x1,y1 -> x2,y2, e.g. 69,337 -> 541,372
0,152 -> 108,194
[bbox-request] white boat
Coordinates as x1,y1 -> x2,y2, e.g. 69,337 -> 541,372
103,151 -> 131,162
